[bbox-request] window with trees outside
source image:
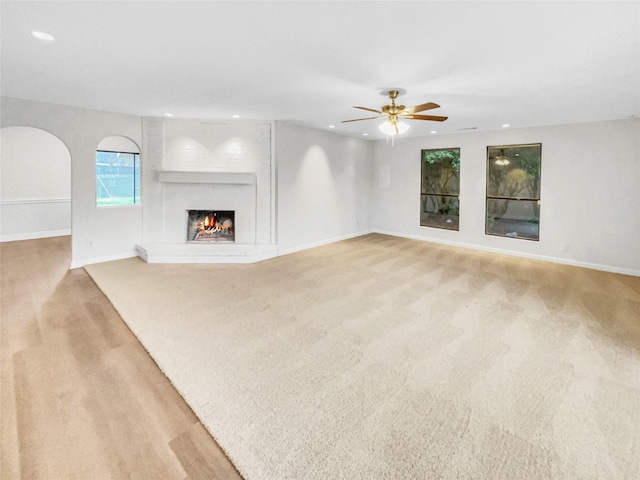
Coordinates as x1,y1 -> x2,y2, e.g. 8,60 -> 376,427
96,150 -> 140,206
421,148 -> 460,230
486,143 -> 541,240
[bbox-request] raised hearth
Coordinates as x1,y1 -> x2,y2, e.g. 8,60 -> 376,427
135,243 -> 278,264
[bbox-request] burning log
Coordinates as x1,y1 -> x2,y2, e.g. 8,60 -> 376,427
188,210 -> 235,242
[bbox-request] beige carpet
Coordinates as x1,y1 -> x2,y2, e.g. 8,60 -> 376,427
85,234 -> 640,479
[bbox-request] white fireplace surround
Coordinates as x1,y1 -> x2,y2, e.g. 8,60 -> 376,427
136,169 -> 277,263
136,171 -> 276,263
136,119 -> 275,264
159,171 -> 255,243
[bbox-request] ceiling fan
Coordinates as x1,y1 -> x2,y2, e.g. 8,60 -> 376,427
342,90 -> 448,135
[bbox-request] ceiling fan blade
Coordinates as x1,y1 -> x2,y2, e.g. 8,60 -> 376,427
406,114 -> 448,122
401,102 -> 440,115
341,116 -> 382,123
353,106 -> 382,114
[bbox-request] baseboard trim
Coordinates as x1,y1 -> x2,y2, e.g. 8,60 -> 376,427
0,229 -> 71,243
373,229 -> 640,277
277,230 -> 374,257
71,251 -> 138,269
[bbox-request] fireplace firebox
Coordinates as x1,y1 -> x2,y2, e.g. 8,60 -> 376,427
187,210 -> 235,243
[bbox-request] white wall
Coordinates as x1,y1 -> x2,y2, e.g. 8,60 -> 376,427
2,96 -> 636,274
0,97 -> 143,267
98,136 -> 140,153
372,118 -> 640,275
0,126 -> 71,241
275,121 -> 373,253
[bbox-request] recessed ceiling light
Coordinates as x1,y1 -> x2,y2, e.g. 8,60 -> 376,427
164,113 -> 173,117
232,114 -> 240,118
502,124 -> 510,128
328,125 -> 335,129
430,131 -> 437,134
32,31 -> 55,41
362,133 -> 368,136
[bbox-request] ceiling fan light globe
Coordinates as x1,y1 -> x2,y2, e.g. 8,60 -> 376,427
396,120 -> 410,134
379,119 -> 410,136
378,121 -> 396,136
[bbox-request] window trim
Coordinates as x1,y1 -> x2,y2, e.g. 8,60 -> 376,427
485,143 -> 541,241
420,147 -> 461,231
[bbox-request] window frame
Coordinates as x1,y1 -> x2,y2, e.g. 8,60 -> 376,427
96,149 -> 141,207
420,147 -> 461,231
485,143 -> 541,241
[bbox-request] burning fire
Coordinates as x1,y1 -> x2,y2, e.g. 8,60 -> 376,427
188,210 -> 235,242
197,215 -> 233,236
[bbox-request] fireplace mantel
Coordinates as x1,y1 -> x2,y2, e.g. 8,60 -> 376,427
158,171 -> 256,185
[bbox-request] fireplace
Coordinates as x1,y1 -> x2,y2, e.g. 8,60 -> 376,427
187,210 -> 235,243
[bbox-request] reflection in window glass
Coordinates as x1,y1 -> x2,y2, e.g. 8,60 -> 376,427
421,148 -> 460,231
486,199 -> 539,240
486,144 -> 541,240
96,150 -> 140,206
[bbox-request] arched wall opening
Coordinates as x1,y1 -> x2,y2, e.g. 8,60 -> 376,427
0,126 -> 72,242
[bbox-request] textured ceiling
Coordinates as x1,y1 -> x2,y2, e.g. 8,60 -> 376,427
2,1 -> 639,139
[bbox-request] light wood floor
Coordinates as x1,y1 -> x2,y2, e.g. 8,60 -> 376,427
1,236 -> 243,480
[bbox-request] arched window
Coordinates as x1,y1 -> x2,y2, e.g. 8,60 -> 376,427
96,136 -> 140,206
